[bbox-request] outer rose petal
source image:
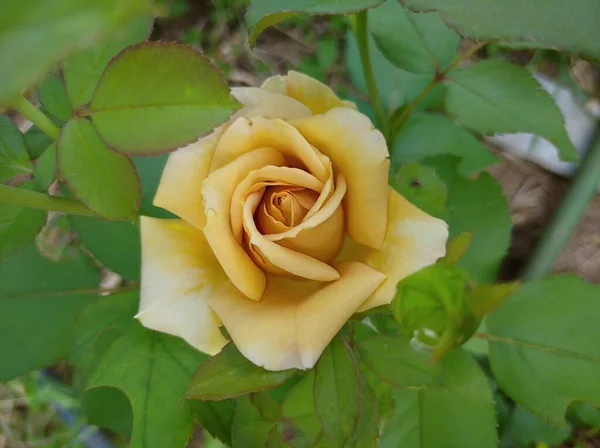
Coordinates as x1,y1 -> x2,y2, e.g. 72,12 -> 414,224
230,87 -> 312,120
210,117 -> 330,182
202,147 -> 286,300
209,261 -> 386,371
261,71 -> 357,115
291,108 -> 390,249
338,188 -> 449,312
137,217 -> 228,355
153,129 -> 223,229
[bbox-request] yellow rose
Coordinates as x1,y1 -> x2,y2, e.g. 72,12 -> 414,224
136,72 -> 448,371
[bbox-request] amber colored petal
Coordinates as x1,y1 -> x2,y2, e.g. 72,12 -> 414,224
230,165 -> 323,242
210,117 -> 330,182
338,188 -> 449,311
243,191 -> 340,281
137,217 -> 228,355
209,261 -> 386,371
261,71 -> 357,115
291,108 -> 390,249
202,147 -> 286,300
230,87 -> 312,120
153,128 -> 223,229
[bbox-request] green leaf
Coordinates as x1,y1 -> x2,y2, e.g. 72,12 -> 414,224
370,0 -> 458,73
444,60 -> 578,162
82,386 -> 133,437
37,73 -> 73,121
358,335 -> 442,388
314,336 -> 362,447
426,156 -> 511,282
64,16 -> 152,108
87,322 -> 207,448
392,113 -> 498,175
88,42 -> 240,154
282,372 -> 322,446
133,154 -> 176,218
266,427 -> 292,448
0,0 -> 152,105
0,182 -> 47,261
0,115 -> 33,181
246,0 -> 384,44
467,282 -> 519,318
501,406 -> 571,448
443,232 -> 472,264
24,125 -> 53,159
33,143 -> 57,191
346,32 -> 442,113
58,117 -> 141,219
486,276 -> 600,425
379,350 -> 497,448
392,162 -> 447,218
187,343 -> 297,400
345,378 -> 379,448
0,244 -> 100,380
570,401 -> 600,428
400,0 -> 600,62
189,399 -> 235,446
231,395 -> 276,448
70,217 -> 141,281
70,290 -> 139,386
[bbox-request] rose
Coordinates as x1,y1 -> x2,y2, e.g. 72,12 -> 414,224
137,71 -> 448,371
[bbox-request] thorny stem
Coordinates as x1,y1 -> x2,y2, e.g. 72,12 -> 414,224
523,129 -> 600,280
354,10 -> 389,140
390,41 -> 488,136
0,184 -> 96,217
14,96 -> 61,140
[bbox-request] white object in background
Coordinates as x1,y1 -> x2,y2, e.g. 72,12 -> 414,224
487,73 -> 598,180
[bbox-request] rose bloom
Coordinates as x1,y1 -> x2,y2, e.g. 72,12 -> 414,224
137,72 -> 448,371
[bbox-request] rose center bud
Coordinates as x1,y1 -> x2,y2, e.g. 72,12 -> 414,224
256,186 -> 318,232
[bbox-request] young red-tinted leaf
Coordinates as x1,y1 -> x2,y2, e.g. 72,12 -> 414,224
379,350 -> 497,448
246,0 -> 384,44
358,335 -> 442,388
0,115 -> 33,182
33,143 -> 57,191
314,336 -> 363,447
370,0 -> 458,73
266,427 -> 292,448
486,276 -> 600,425
87,323 -> 207,448
392,162 -> 447,219
70,216 -> 141,281
64,16 -> 153,108
58,118 -> 141,219
88,42 -> 240,154
0,0 -> 152,105
401,0 -> 600,62
186,343 -> 296,400
0,244 -> 100,381
0,182 -> 47,261
38,73 -> 73,121
392,113 -> 498,176
444,60 -> 578,162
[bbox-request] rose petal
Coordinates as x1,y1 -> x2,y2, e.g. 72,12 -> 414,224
202,147 -> 287,300
291,108 -> 390,249
230,87 -> 312,120
153,129 -> 223,229
338,188 -> 449,311
209,261 -> 386,371
137,217 -> 228,355
230,165 -> 324,242
261,71 -> 357,115
210,117 -> 330,182
243,191 -> 340,281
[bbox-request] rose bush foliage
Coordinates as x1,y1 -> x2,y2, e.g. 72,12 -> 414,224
137,71 -> 448,371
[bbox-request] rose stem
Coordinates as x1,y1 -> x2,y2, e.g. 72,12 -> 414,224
0,184 -> 97,217
14,96 -> 61,139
